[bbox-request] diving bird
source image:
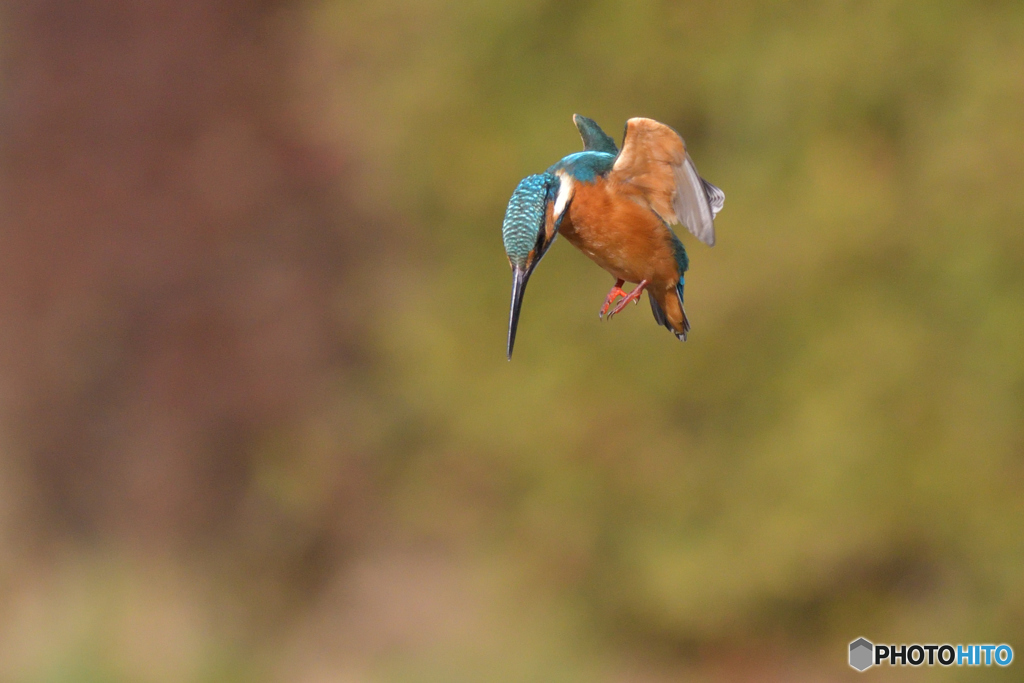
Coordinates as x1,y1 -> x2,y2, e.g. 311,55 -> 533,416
502,114 -> 723,359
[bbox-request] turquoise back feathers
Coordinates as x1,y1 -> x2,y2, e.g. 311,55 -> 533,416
542,115 -> 617,183
546,151 -> 615,183
502,173 -> 558,267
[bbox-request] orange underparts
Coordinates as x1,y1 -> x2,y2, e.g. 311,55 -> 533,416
599,279 -> 648,320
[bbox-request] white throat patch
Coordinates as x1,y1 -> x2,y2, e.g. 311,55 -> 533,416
553,172 -> 574,219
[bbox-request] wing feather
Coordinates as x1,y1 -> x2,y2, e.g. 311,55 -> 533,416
611,118 -> 722,246
573,114 -> 619,154
674,152 -> 716,246
701,176 -> 725,217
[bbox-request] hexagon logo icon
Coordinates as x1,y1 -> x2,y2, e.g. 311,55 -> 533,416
849,638 -> 874,671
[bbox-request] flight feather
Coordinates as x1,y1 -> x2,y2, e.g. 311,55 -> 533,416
611,117 -> 722,246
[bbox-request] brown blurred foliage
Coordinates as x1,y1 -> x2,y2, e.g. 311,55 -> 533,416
0,0 -> 379,612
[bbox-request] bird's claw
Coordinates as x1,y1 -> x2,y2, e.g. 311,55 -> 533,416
598,282 -> 629,319
600,280 -> 648,320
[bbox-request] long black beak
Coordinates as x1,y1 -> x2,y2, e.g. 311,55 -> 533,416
507,263 -> 530,360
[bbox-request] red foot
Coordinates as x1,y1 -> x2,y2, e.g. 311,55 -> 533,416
599,279 -> 627,319
600,279 -> 648,320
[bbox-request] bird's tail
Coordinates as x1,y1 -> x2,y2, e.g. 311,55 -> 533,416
648,281 -> 689,341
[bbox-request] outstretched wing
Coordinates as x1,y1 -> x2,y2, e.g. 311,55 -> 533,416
573,114 -> 619,155
609,117 -> 722,246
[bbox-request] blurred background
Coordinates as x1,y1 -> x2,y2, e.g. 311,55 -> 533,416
0,0 -> 1022,681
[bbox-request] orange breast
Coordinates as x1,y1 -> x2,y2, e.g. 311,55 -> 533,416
559,179 -> 680,286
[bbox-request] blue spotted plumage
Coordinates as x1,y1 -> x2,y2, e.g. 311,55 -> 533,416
501,173 -> 563,358
502,173 -> 559,267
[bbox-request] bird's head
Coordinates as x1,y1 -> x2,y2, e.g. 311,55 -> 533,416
502,172 -> 569,359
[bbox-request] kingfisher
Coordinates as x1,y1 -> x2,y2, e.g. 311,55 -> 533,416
502,114 -> 724,359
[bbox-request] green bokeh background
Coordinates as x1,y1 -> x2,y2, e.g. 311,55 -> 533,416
1,1 -> 1023,681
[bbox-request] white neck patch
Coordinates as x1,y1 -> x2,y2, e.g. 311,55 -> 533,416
553,172 -> 574,219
